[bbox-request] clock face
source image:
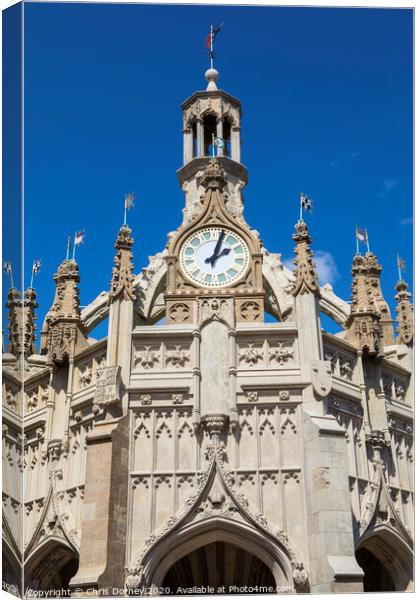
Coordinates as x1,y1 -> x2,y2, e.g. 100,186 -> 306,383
180,227 -> 250,288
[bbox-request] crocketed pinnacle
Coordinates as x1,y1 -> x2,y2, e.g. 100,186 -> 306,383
43,258 -> 85,364
5,286 -> 39,357
292,220 -> 319,296
6,288 -> 23,356
357,251 -> 394,345
395,279 -> 413,346
50,258 -> 81,321
345,253 -> 383,356
109,225 -> 135,302
23,287 -> 38,356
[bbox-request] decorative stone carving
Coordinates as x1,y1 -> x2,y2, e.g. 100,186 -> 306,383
269,342 -> 294,365
198,297 -> 232,325
140,394 -> 152,405
168,302 -> 191,324
279,390 -> 290,401
293,562 -> 309,591
135,346 -> 160,369
382,373 -> 409,402
5,386 -> 17,411
78,363 -> 93,388
395,279 -> 413,346
166,345 -> 189,368
239,300 -> 262,322
283,470 -> 300,485
311,359 -> 332,398
246,390 -> 259,403
339,359 -> 354,380
94,365 -> 121,407
239,343 -> 264,366
26,390 -> 38,413
365,430 -> 391,450
172,393 -> 184,404
199,158 -> 228,191
202,415 -> 228,440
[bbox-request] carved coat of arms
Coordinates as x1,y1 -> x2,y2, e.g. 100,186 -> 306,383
311,359 -> 332,398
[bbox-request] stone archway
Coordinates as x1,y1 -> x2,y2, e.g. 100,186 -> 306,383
138,517 -> 295,594
162,540 -> 277,594
2,539 -> 21,596
355,526 -> 413,592
24,538 -> 79,595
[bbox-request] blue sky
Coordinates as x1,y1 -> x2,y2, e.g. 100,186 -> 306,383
7,3 -> 414,341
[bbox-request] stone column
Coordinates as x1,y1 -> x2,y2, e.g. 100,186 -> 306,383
231,126 -> 241,162
196,120 -> 204,157
183,128 -> 193,164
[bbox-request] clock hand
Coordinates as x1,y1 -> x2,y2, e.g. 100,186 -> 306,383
204,231 -> 226,267
212,231 -> 225,258
214,247 -> 231,260
204,247 -> 231,270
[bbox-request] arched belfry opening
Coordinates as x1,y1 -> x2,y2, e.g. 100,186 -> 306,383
222,118 -> 232,157
162,541 -> 277,594
203,114 -> 217,156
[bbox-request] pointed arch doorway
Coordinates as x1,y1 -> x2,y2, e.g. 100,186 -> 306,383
138,518 -> 295,594
162,540 -> 277,594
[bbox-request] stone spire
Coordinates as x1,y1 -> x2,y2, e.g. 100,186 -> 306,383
109,225 -> 135,302
292,220 -> 319,296
5,287 -> 23,356
395,279 -> 413,346
345,254 -> 383,356
44,258 -> 87,364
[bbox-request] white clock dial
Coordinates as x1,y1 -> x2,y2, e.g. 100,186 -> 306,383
180,227 -> 250,288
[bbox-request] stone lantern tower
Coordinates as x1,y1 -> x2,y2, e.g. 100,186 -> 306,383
178,68 -> 247,226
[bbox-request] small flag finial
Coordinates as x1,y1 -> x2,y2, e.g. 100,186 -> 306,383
397,254 -> 406,282
30,259 -> 41,289
204,23 -> 223,70
3,260 -> 14,289
355,226 -> 369,254
300,193 -> 313,221
72,230 -> 85,260
124,192 -> 135,225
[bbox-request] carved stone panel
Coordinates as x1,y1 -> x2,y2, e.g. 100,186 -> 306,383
94,366 -> 121,406
236,298 -> 264,323
166,301 -> 194,325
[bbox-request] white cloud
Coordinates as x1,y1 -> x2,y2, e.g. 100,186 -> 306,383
378,178 -> 400,198
400,217 -> 413,226
313,250 -> 339,286
384,178 -> 399,190
283,250 -> 339,286
283,257 -> 295,272
329,151 -> 359,168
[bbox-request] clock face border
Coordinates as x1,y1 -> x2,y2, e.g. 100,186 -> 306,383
179,226 -> 250,289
